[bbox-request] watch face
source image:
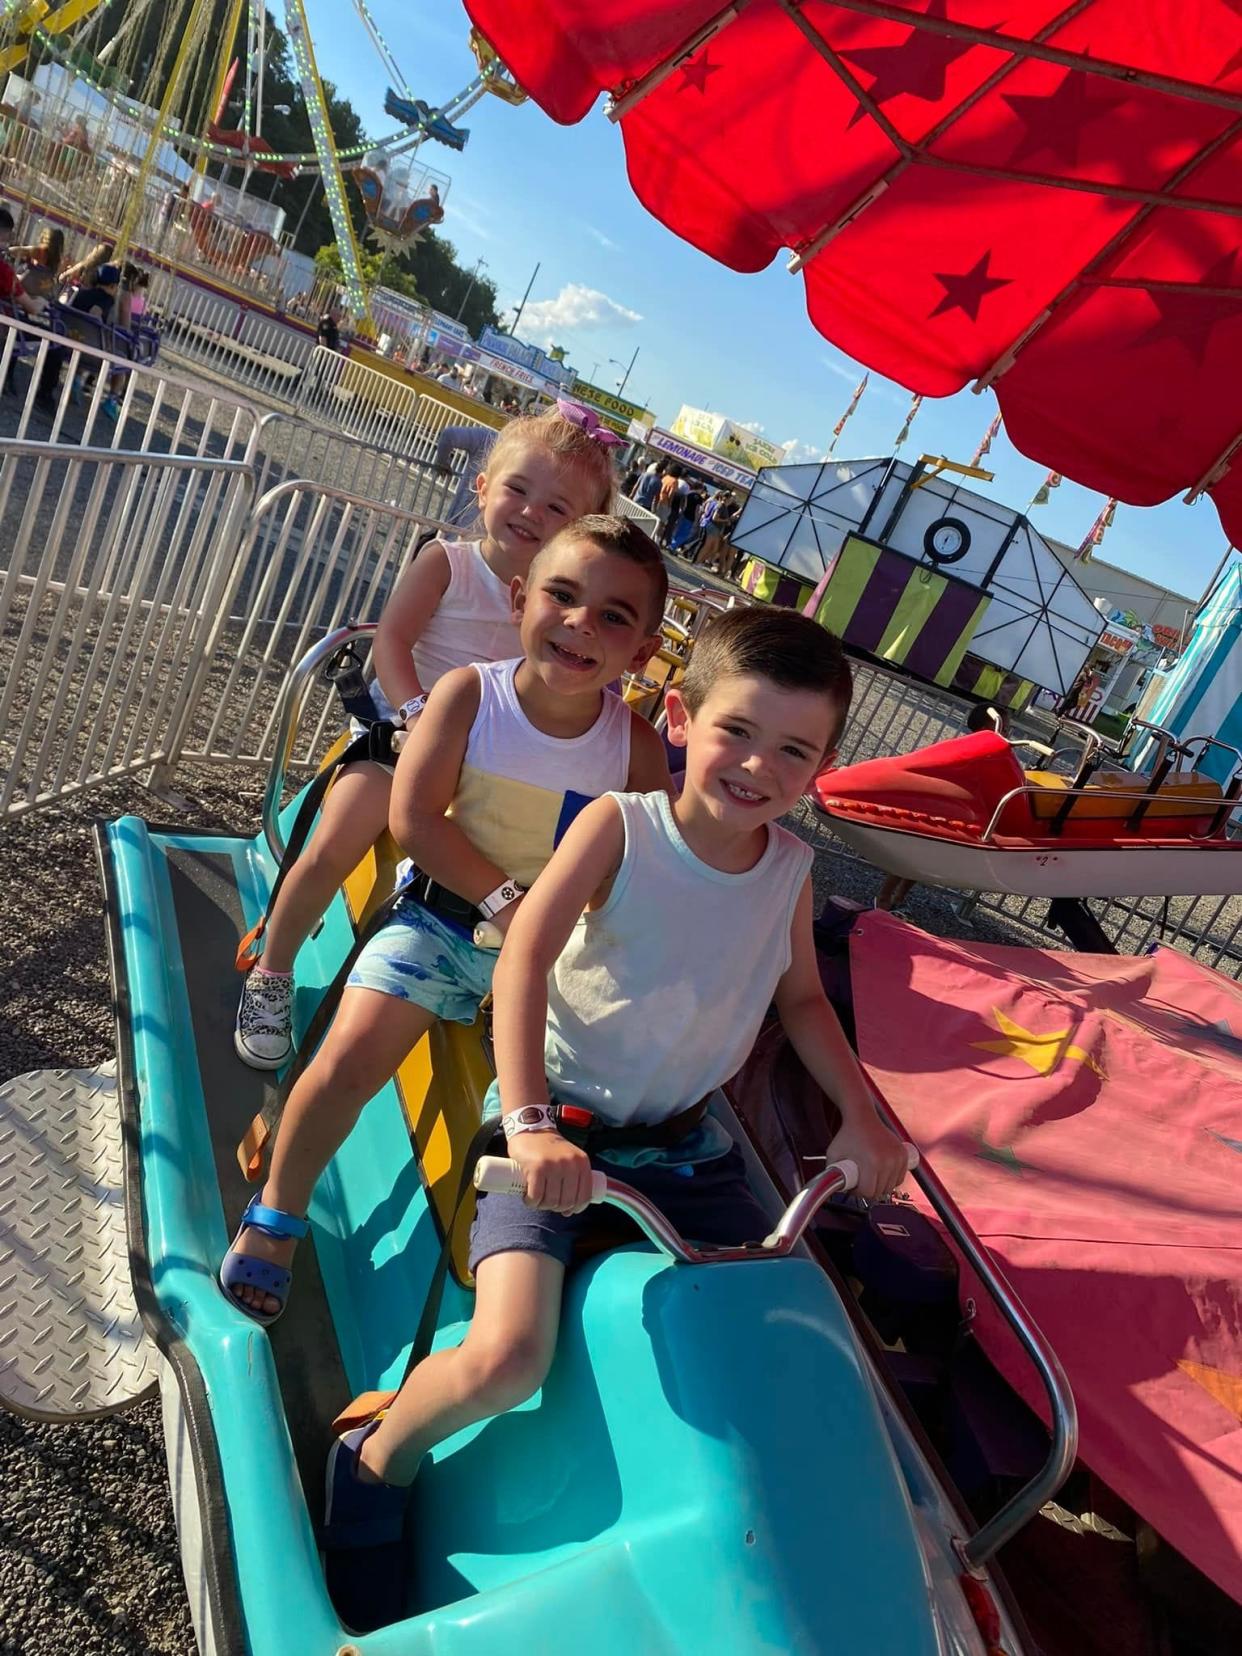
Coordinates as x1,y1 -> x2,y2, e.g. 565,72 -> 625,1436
924,516 -> 971,564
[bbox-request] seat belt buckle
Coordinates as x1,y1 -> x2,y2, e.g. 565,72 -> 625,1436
554,1104 -> 595,1141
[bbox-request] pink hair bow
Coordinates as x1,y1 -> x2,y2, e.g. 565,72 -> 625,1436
556,397 -> 625,448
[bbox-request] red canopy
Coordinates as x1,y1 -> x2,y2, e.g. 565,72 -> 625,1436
464,1 -> 1242,545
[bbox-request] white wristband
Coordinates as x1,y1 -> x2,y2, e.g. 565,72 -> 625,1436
501,1105 -> 558,1140
397,693 -> 427,723
477,879 -> 523,920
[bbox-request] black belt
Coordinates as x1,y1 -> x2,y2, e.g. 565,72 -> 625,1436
404,872 -> 481,929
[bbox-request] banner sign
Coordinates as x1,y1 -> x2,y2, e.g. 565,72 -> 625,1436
570,379 -> 649,426
459,342 -> 560,394
648,428 -> 755,487
671,404 -> 783,470
479,326 -> 575,387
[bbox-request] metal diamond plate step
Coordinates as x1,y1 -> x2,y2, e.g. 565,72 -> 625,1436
0,1062 -> 158,1420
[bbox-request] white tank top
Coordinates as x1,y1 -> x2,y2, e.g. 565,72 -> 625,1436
544,790 -> 813,1123
449,659 -> 633,888
370,537 -> 518,721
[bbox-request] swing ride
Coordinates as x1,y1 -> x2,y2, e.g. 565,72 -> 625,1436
0,0 -> 524,327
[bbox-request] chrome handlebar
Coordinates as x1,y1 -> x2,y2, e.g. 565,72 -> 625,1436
479,1118 -> 1076,1569
473,1153 -> 876,1264
261,621 -> 378,863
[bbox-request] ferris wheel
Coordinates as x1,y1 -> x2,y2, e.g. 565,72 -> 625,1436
0,0 -> 523,329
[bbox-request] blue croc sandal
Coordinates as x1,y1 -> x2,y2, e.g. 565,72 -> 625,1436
219,1193 -> 309,1326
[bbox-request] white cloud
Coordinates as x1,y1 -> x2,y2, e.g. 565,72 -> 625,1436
586,226 -> 619,251
737,419 -> 766,435
519,283 -> 642,345
821,357 -> 862,384
781,439 -> 823,465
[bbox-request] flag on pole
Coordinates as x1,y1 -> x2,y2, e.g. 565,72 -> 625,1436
1076,497 -> 1118,562
971,412 -> 1002,468
893,392 -> 923,450
1029,469 -> 1062,508
827,373 -> 868,454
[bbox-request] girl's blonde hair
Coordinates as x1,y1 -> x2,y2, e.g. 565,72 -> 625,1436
483,405 -> 617,513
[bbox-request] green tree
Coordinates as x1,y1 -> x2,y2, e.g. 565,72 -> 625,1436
313,242 -> 422,303
398,232 -> 499,335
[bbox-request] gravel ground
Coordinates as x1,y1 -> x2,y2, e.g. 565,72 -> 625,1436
0,763 -> 266,1656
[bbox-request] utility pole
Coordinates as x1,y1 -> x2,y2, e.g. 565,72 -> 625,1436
456,256 -> 488,322
611,345 -> 640,397
509,259 -> 540,336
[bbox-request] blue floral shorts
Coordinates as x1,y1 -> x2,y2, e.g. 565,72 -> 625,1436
347,898 -> 495,1023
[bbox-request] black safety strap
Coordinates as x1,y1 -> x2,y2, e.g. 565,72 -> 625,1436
234,721 -> 399,973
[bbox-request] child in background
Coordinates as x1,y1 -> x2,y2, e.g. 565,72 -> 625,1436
220,515 -> 672,1332
321,606 -> 907,1619
233,405 -> 620,1069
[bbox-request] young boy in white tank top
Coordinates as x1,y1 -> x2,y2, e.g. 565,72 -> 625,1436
317,608 -> 911,1624
219,517 -> 672,1344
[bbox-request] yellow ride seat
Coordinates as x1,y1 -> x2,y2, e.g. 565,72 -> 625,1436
1024,766 -> 1223,821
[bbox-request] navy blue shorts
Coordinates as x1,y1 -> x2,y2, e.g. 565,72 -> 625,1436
468,1144 -> 771,1274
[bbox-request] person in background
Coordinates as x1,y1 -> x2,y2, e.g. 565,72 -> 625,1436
432,422 -> 497,527
701,494 -> 741,575
436,362 -> 460,389
655,464 -> 683,545
0,208 -> 48,322
9,225 -> 64,301
35,261 -> 120,409
317,303 -> 342,354
634,460 -> 662,511
100,264 -> 148,419
59,239 -> 113,294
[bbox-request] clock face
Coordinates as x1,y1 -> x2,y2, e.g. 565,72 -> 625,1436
924,516 -> 971,564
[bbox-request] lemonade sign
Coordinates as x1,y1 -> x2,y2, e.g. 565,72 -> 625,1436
671,405 -> 783,471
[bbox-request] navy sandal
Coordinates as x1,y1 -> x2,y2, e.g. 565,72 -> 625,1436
218,1193 -> 309,1325
323,1422 -> 412,1632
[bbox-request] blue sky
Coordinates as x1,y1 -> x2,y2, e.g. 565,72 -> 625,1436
307,0 -> 1232,604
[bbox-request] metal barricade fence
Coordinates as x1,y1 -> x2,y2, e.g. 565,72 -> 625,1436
254,412 -> 458,527
0,442 -> 255,816
0,316 -> 263,464
179,482 -> 455,776
617,495 -> 661,536
293,348 -> 494,459
156,279 -> 312,403
836,659 -> 972,767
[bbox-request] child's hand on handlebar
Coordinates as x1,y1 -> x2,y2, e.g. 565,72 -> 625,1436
826,1114 -> 910,1202
508,1130 -> 593,1214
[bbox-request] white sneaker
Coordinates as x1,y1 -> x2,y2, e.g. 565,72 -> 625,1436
234,969 -> 294,1069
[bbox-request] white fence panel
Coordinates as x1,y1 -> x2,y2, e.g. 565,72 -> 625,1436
180,482 -> 455,774
0,442 -> 255,815
253,412 -> 458,525
0,315 -> 263,464
294,348 -> 494,459
157,279 -> 311,402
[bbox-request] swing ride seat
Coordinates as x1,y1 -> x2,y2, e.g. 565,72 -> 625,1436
39,631 -> 1057,1652
813,729 -> 1242,898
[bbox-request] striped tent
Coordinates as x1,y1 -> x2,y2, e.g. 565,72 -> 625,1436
1138,563 -> 1242,785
